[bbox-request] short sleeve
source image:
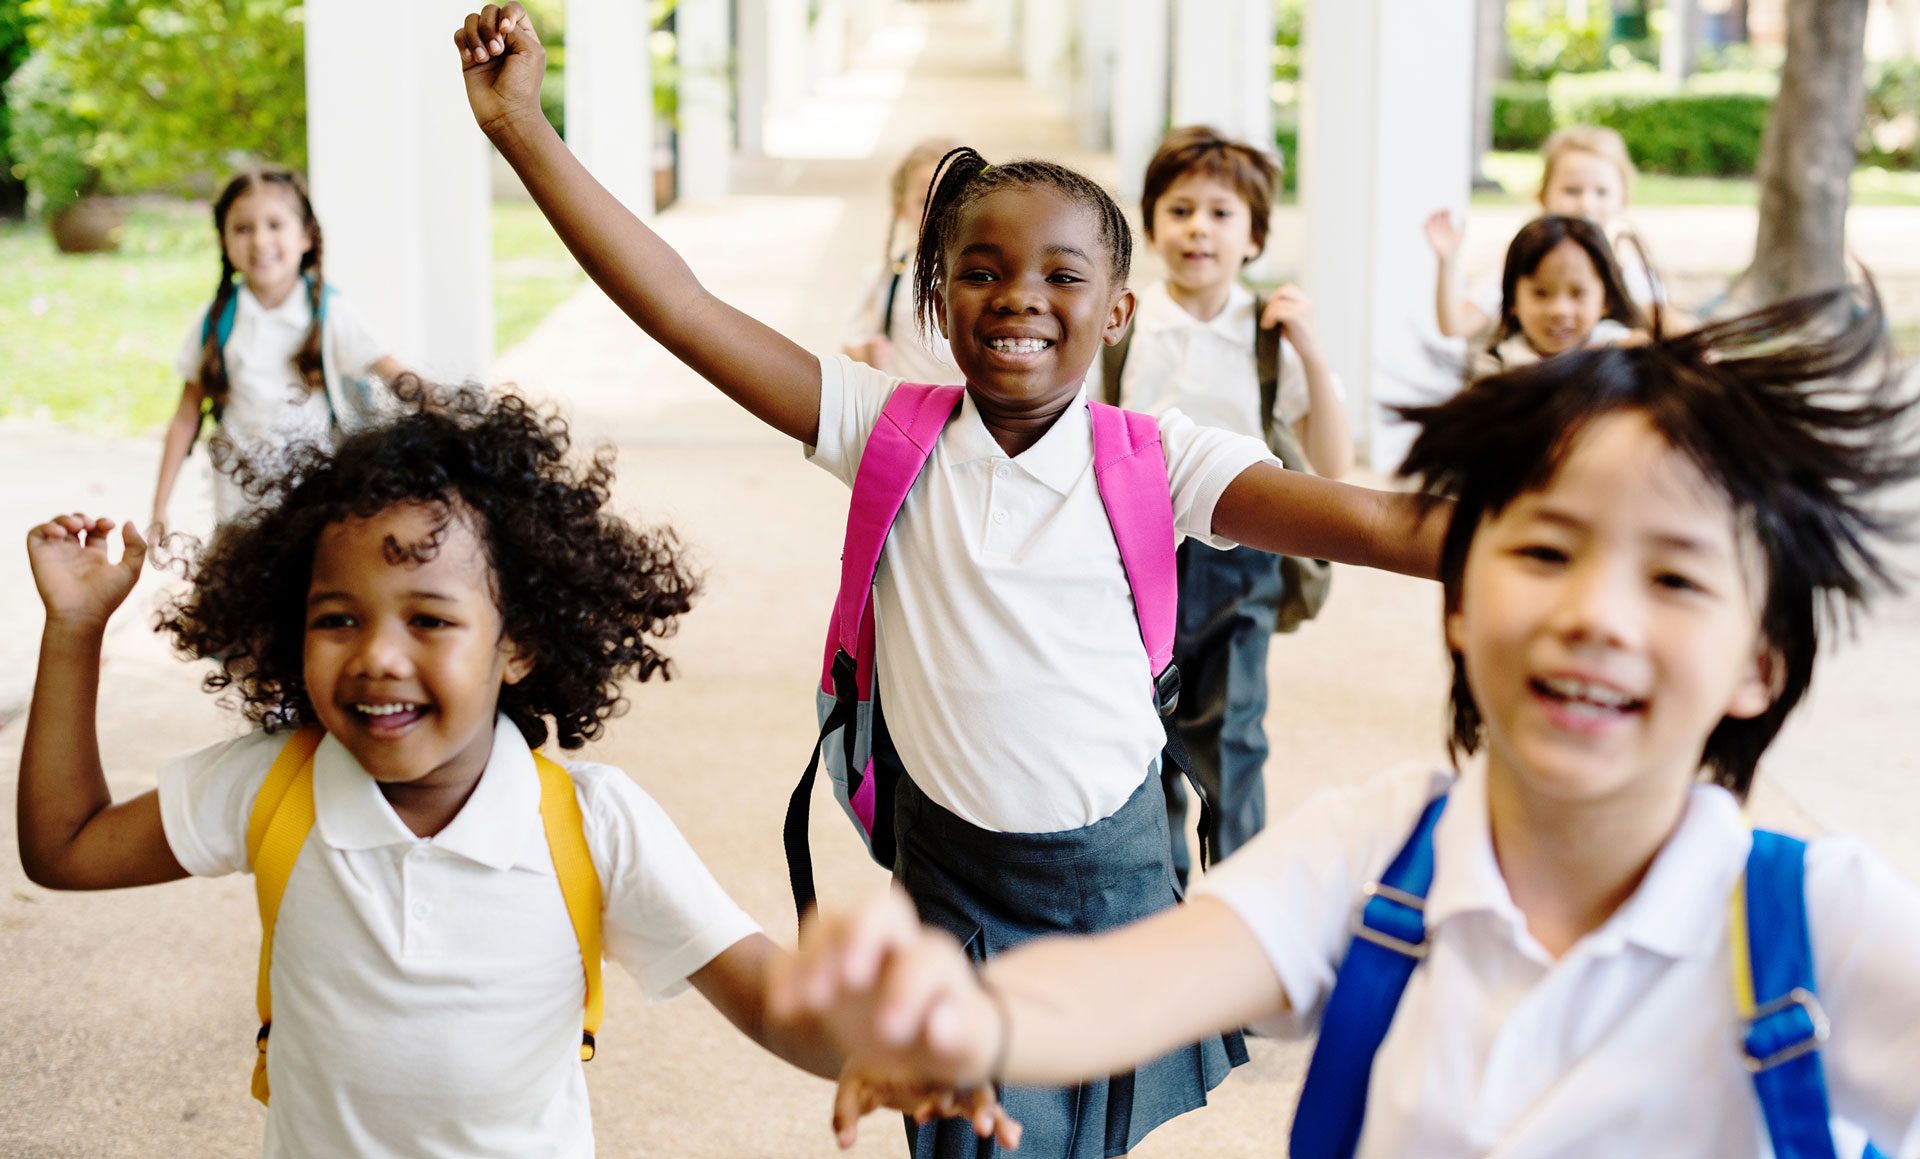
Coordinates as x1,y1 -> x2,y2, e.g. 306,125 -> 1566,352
1197,767 -> 1452,1036
807,353 -> 902,488
1157,409 -> 1276,549
1805,836 -> 1920,1155
157,730 -> 287,877
1271,336 -> 1343,429
174,307 -> 212,384
573,764 -> 762,1001
321,294 -> 390,379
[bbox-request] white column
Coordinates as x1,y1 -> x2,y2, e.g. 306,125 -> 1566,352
1111,0 -> 1171,202
1662,0 -> 1702,83
1170,0 -> 1273,147
766,0 -> 811,110
1075,0 -> 1115,150
810,0 -> 850,80
1021,0 -> 1074,108
736,0 -> 769,155
677,0 -> 733,199
565,0 -> 654,217
1300,0 -> 1474,471
305,0 -> 491,381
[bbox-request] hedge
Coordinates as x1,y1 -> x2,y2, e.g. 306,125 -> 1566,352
1489,71 -> 1777,177
1492,82 -> 1553,152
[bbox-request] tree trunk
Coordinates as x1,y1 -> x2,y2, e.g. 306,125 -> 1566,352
1471,0 -> 1506,187
1746,0 -> 1869,305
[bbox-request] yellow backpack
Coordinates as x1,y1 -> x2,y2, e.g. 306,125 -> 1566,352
244,727 -> 604,1104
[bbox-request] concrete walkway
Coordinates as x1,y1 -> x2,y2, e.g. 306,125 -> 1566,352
1,5 -> 1916,1155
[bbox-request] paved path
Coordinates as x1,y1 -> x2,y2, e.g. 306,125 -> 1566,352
2,6 -> 1916,1155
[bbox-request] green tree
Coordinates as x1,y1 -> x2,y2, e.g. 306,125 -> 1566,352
23,0 -> 306,200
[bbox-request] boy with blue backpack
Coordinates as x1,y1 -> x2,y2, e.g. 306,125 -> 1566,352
774,285 -> 1920,1158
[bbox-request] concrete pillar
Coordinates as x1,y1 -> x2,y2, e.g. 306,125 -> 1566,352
305,0 -> 491,381
1662,0 -> 1701,82
1300,0 -> 1474,471
810,0 -> 850,80
1021,0 -> 1074,108
1170,0 -> 1273,148
1111,0 -> 1171,202
736,0 -> 769,155
1075,0 -> 1115,151
564,0 -> 654,216
677,0 -> 733,199
766,0 -> 811,110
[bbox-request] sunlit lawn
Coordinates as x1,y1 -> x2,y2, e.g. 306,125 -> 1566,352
0,199 -> 583,432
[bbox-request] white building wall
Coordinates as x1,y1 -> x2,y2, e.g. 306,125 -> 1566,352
677,0 -> 734,199
564,0 -> 655,216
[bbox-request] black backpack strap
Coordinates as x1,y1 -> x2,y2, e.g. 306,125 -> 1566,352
879,261 -> 904,341
1255,293 -> 1282,430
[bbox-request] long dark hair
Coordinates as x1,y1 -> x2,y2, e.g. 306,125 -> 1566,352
1399,281 -> 1917,798
198,169 -> 327,417
911,146 -> 1133,340
1490,214 -> 1643,351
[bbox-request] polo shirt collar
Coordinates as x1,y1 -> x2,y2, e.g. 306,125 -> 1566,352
1136,279 -> 1255,349
946,385 -> 1093,496
1425,768 -> 1747,962
237,282 -> 313,330
312,717 -> 543,872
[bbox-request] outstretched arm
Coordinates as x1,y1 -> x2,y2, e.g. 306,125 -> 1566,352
455,4 -> 821,443
150,381 -> 203,534
1212,464 -> 1447,580
19,515 -> 187,890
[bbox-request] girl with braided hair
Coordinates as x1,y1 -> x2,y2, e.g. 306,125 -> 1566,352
151,168 -> 406,532
457,6 -> 1444,1153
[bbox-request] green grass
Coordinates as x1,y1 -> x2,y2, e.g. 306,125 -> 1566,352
0,200 -> 585,432
1473,151 -> 1920,207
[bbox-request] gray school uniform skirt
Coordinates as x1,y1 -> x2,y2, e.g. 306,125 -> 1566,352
893,768 -> 1248,1159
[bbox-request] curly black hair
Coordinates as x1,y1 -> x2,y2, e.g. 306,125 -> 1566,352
158,378 -> 699,750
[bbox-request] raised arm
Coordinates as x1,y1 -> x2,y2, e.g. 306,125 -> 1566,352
19,515 -> 187,890
1426,209 -> 1489,339
455,4 -> 821,443
150,381 -> 203,535
1212,463 -> 1447,580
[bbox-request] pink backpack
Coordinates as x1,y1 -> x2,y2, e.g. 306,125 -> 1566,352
781,382 -> 1214,922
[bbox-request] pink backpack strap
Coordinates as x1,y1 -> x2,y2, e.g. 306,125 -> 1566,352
1088,401 -> 1178,680
825,382 -> 966,682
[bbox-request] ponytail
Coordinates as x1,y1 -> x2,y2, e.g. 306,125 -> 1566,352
912,146 -> 993,337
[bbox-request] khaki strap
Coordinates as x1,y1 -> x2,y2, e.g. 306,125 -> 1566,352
246,726 -> 326,1106
536,751 -> 605,1060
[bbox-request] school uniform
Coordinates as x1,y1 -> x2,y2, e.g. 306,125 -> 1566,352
1472,317 -> 1634,379
843,252 -> 965,386
158,716 -> 760,1157
810,354 -> 1270,1157
1117,280 -> 1343,883
1198,765 -> 1920,1157
173,285 -> 389,522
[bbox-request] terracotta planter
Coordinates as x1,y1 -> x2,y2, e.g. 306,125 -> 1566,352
49,197 -> 126,254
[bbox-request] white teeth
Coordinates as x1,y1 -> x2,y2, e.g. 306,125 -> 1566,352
1539,677 -> 1639,711
988,337 -> 1050,354
354,702 -> 421,717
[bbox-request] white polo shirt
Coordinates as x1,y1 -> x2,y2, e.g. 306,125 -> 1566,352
1199,766 -> 1920,1157
809,355 -> 1273,833
173,285 -> 388,521
1116,281 -> 1341,463
158,718 -> 760,1157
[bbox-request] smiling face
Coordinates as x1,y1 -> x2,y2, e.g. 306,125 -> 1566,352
1148,172 -> 1260,314
303,501 -> 532,792
1446,412 -> 1777,812
1514,239 -> 1608,356
1539,150 -> 1627,228
221,182 -> 314,309
935,186 -> 1132,410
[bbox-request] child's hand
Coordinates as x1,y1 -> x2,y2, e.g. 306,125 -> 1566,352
454,3 -> 547,138
26,514 -> 147,629
771,886 -> 1001,1089
1259,285 -> 1321,358
1424,209 -> 1464,259
831,1070 -> 1023,1151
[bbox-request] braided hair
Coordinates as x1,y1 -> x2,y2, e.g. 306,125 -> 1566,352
911,146 -> 1133,339
197,169 -> 327,420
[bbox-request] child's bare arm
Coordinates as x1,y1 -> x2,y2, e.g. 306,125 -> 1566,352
455,5 -> 821,444
1260,288 -> 1354,478
1212,464 -> 1447,580
19,515 -> 187,890
150,382 -> 203,533
1425,210 -> 1489,338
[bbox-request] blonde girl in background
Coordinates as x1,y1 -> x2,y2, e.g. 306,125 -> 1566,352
841,137 -> 965,385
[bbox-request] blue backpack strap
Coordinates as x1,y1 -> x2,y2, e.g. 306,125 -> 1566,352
1740,830 -> 1887,1159
1290,792 -> 1449,1159
783,382 -> 963,924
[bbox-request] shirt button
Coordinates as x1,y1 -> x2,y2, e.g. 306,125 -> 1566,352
411,901 -> 432,920
994,464 -> 1010,479
991,510 -> 1009,525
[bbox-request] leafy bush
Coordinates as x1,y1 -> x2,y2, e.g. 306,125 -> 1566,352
20,0 -> 306,202
1273,105 -> 1297,195
4,51 -> 105,214
1863,59 -> 1920,171
0,0 -> 33,215
1551,70 -> 1774,177
1492,81 -> 1553,151
1506,5 -> 1607,82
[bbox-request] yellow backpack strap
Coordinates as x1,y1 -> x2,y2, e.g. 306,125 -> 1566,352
245,726 -> 326,1106
535,751 -> 604,1061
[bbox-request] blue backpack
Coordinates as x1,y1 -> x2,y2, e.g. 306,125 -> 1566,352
1292,792 -> 1889,1159
193,277 -> 371,451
